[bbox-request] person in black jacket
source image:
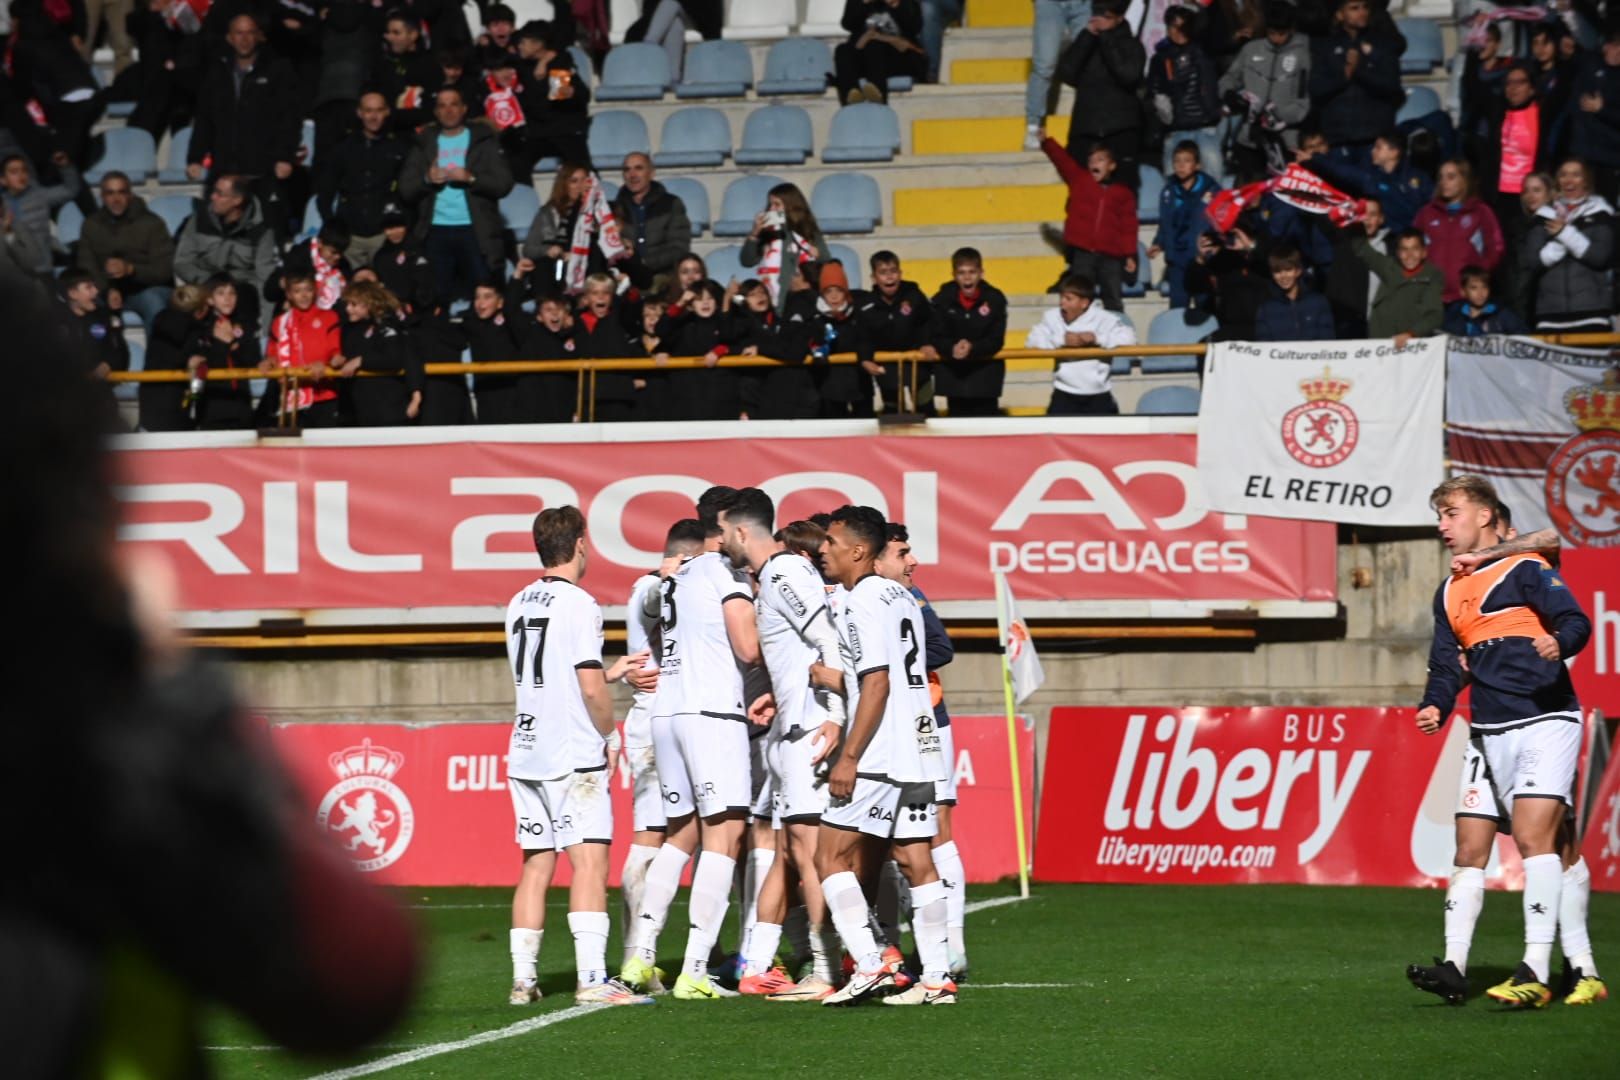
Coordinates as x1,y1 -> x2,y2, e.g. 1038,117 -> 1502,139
309,0 -> 385,171
855,249 -> 937,414
612,154 -> 693,287
410,304 -> 474,425
834,0 -> 929,106
317,92 -> 410,267
1308,0 -> 1404,165
1320,196 -> 1386,337
570,272 -> 646,422
503,21 -> 592,171
369,204 -> 438,317
462,280 -> 525,422
929,247 -> 1006,418
801,260 -> 871,418
374,11 -> 442,136
60,269 -> 129,430
1147,7 -> 1221,176
194,273 -> 263,429
338,280 -> 424,425
653,279 -> 741,421
1058,0 -> 1146,189
512,290 -> 580,422
138,284 -> 213,432
1185,215 -> 1272,341
732,278 -> 814,419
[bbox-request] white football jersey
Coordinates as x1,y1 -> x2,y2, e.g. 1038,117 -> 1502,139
651,552 -> 751,720
504,575 -> 606,781
838,574 -> 948,784
757,550 -> 834,733
623,570 -> 662,744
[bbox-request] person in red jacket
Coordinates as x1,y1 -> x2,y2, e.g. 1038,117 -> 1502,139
1413,158 -> 1505,303
265,272 -> 344,427
1041,129 -> 1138,311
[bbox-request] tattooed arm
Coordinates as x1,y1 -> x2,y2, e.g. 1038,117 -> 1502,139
1451,528 -> 1561,575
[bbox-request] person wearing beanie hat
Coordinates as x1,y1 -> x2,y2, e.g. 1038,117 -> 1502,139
798,259 -> 874,418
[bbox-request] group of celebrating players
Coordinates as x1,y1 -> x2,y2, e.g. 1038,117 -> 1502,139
501,485 -> 966,1008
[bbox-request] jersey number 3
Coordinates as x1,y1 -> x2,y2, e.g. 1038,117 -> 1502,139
511,616 -> 550,686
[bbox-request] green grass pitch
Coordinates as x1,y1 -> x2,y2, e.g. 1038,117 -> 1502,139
208,883 -> 1619,1078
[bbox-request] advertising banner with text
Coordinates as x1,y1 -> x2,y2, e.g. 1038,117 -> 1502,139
113,430 -> 1336,621
268,714 -> 1033,886
1581,744 -> 1620,893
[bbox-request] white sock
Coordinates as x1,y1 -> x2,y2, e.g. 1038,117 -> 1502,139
744,922 -> 783,977
1522,852 -> 1563,983
744,848 -> 774,931
568,911 -> 610,988
822,870 -> 881,972
1560,857 -> 1598,977
510,927 -> 542,982
932,841 -> 967,957
631,845 -> 690,961
876,860 -> 906,946
910,879 -> 950,984
810,922 -> 839,984
783,904 -> 810,963
620,844 -> 658,963
1443,865 -> 1486,975
683,852 -> 736,979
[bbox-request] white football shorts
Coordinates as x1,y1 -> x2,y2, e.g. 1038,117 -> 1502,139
627,742 -> 665,833
510,769 -> 613,851
822,776 -> 937,841
653,712 -> 752,820
1479,716 -> 1581,809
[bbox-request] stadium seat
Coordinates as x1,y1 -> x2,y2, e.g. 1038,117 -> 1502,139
86,127 -> 157,184
887,76 -> 914,93
1137,165 -> 1165,225
568,45 -> 595,88
655,107 -> 732,167
704,243 -> 747,285
301,198 -> 323,238
588,111 -> 652,169
1111,354 -> 1134,375
147,194 -> 193,235
1135,385 -> 1202,414
607,0 -> 638,43
1397,18 -> 1442,75
811,173 -> 882,234
1147,307 -> 1219,346
676,39 -> 753,98
822,102 -> 901,163
758,38 -> 833,95
597,42 -> 673,101
158,126 -> 192,184
500,185 -> 541,234
713,174 -> 786,236
722,0 -> 793,40
661,176 -> 711,235
1397,85 -> 1443,125
116,338 -> 144,403
735,104 -> 814,165
56,202 -> 84,248
1122,242 -> 1153,298
799,0 -> 845,36
825,243 -> 864,290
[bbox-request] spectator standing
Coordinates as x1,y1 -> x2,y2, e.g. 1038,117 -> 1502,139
309,0 -> 384,169
0,202 -> 50,282
1529,22 -> 1573,162
461,280 -> 525,423
506,21 -> 592,169
195,274 -> 263,429
318,92 -> 410,269
1253,241 -> 1335,340
1041,135 -> 1136,311
1519,158 -> 1615,333
1459,22 -> 1514,157
1303,129 -> 1431,232
1185,217 -> 1271,340
624,0 -> 723,82
511,290 -> 581,423
1353,227 -> 1444,343
802,261 -> 871,418
1322,195 -> 1386,337
1025,272 -> 1134,415
569,271 -> 646,421
854,250 -> 937,414
1150,140 -> 1220,308
137,284 -> 210,432
611,153 -> 692,288
835,0 -> 929,106
1023,0 -> 1094,152
1506,170 -> 1555,321
0,152 -> 81,274
370,203 -> 438,315
337,280 -> 423,425
60,269 -> 130,382
82,0 -> 136,74
398,86 -> 516,306
519,163 -> 625,294
929,247 -> 1007,417
1057,0 -> 1145,188
1147,6 -> 1221,176
731,278 -> 815,419
1309,0 -> 1403,166
174,175 -> 280,333
276,223 -> 353,309
1218,1 -> 1311,182
1443,265 -> 1529,335
655,278 -> 742,420
1478,65 -> 1553,228
1569,26 -> 1620,202
919,0 -> 964,84
6,0 -> 104,168
740,182 -> 826,311
1414,158 -> 1503,303
126,0 -> 208,144
475,3 -> 520,72
75,170 -> 176,327
375,11 -> 442,136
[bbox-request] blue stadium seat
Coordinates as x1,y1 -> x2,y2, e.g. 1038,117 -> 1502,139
825,243 -> 863,290
758,38 -> 833,95
1137,165 -> 1165,225
1121,241 -> 1153,298
1135,384 -> 1201,414
661,176 -> 711,235
735,104 -> 814,165
86,127 -> 157,184
713,174 -> 786,236
704,243 -> 747,285
1143,308 -> 1215,372
146,194 -> 193,236
56,202 -> 84,248
158,126 -> 192,184
798,0 -> 845,35
1397,85 -> 1443,125
823,102 -> 901,163
1141,354 -> 1202,374
1397,18 -> 1443,75
1110,354 -> 1134,375
117,337 -> 144,403
886,76 -> 913,93
811,172 -> 881,233
676,39 -> 753,98
588,111 -> 652,169
569,45 -> 595,88
597,42 -> 673,101
655,107 -> 732,167
500,185 -> 541,234
722,0 -> 794,40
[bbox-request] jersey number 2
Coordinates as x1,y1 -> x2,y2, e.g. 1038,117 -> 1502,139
511,616 -> 550,686
899,622 -> 925,688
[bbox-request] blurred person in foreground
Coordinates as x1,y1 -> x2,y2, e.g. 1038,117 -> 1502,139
0,272 -> 419,1076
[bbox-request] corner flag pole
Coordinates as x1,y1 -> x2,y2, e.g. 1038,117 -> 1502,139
995,573 -> 1031,900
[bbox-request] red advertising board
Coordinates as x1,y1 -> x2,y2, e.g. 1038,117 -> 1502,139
1034,706 -> 1532,888
1581,744 -> 1620,893
268,714 -> 1033,886
112,430 -> 1336,620
1560,548 -> 1620,718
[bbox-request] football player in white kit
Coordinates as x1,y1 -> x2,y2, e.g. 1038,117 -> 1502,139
505,506 -> 657,1007
814,505 -> 956,1006
717,491 -> 847,1000
619,508 -> 769,1000
617,520 -> 708,988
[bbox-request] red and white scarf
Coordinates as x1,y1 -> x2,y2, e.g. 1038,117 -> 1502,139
310,237 -> 345,310
564,175 -> 627,295
1462,7 -> 1548,48
757,231 -> 814,303
1205,164 -> 1365,233
162,0 -> 211,33
484,75 -> 526,131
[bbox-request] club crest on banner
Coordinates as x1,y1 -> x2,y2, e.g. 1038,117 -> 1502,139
1545,369 -> 1620,547
1282,368 -> 1360,468
316,738 -> 415,872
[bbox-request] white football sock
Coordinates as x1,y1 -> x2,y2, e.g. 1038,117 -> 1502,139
783,903 -> 810,962
744,922 -> 783,977
741,847 -> 774,954
822,870 -> 882,972
631,844 -> 690,961
1443,865 -> 1486,974
909,879 -> 950,984
876,859 -> 905,946
1522,852 -> 1562,983
932,841 -> 967,957
510,927 -> 541,982
1560,857 -> 1598,977
683,852 -> 737,979
810,922 -> 839,984
619,844 -> 658,963
568,911 -> 610,988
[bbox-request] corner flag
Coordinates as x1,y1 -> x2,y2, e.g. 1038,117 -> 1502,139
995,573 -> 1045,704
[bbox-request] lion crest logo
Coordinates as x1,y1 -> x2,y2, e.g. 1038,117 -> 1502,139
316,738 -> 415,872
1545,368 -> 1620,547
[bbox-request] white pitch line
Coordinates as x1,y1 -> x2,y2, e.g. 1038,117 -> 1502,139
971,982 -> 1083,989
962,894 -> 1031,915
302,1004 -> 608,1080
